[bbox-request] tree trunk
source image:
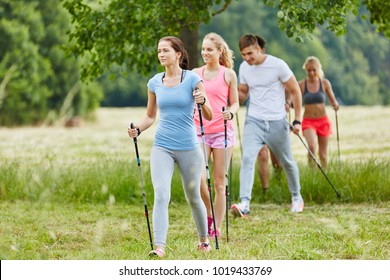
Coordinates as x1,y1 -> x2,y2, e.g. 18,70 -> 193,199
180,26 -> 200,69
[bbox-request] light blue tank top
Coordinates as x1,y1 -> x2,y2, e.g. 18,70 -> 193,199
147,70 -> 201,150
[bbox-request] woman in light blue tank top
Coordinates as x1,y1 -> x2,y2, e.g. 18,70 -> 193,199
128,36 -> 213,257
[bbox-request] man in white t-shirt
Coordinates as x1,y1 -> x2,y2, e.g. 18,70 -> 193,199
231,34 -> 304,217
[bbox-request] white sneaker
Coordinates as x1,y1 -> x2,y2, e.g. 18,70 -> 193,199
291,197 -> 304,213
230,202 -> 250,218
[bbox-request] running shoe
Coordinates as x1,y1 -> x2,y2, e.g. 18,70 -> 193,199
198,242 -> 211,253
230,203 -> 250,218
291,197 -> 304,213
148,247 -> 165,258
210,229 -> 220,239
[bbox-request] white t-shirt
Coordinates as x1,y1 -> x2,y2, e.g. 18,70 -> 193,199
239,55 -> 293,120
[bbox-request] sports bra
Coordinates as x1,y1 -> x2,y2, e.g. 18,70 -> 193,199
303,79 -> 326,105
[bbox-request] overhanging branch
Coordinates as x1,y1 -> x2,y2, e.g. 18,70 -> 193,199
212,0 -> 232,16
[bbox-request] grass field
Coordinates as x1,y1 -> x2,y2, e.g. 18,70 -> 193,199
1,106 -> 390,260
2,105 -> 389,163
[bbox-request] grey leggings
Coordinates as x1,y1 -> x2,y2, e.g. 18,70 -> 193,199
150,146 -> 207,247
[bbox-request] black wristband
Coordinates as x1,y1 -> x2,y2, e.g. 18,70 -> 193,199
230,112 -> 234,120
136,127 -> 141,136
292,120 -> 301,126
200,97 -> 206,106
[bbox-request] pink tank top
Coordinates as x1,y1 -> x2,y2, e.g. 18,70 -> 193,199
194,65 -> 233,134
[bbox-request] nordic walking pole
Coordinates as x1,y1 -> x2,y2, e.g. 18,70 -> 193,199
291,125 -> 341,198
335,110 -> 341,163
222,106 -> 229,242
235,112 -> 242,157
229,155 -> 233,209
130,123 -> 154,250
196,88 -> 219,250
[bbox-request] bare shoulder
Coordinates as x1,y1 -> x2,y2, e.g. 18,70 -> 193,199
225,67 -> 237,78
322,78 -> 332,88
298,79 -> 305,90
192,67 -> 201,75
224,67 -> 237,84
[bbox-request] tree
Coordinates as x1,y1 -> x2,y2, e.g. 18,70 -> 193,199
61,0 -> 232,79
0,0 -> 103,126
363,0 -> 390,38
263,0 -> 361,42
0,0 -> 52,125
62,0 -> 390,81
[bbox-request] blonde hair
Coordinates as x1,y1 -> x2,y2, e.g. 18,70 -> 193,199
302,56 -> 324,78
204,32 -> 234,69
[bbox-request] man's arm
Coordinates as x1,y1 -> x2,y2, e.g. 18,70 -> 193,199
238,83 -> 249,105
284,75 -> 302,134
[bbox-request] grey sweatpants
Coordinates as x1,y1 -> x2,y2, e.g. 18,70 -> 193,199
239,116 -> 302,202
150,146 -> 207,247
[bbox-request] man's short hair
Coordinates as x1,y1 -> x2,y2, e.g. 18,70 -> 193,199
239,34 -> 266,51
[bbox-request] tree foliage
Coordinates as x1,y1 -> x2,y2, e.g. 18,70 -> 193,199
0,0 -> 103,126
0,0 -> 52,124
61,0 -> 230,79
263,0 -> 360,42
363,0 -> 390,38
62,0 -> 390,82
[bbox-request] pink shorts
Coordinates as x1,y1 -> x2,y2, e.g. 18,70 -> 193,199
302,115 -> 332,137
197,129 -> 236,149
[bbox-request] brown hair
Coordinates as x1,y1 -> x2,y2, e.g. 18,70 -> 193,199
239,34 -> 266,51
158,36 -> 189,69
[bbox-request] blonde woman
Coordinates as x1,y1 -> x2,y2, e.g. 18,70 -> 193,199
193,32 -> 239,238
299,56 -> 340,169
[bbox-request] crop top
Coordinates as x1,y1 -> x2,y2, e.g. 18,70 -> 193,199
303,79 -> 326,105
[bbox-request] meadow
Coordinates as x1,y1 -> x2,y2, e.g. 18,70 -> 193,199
0,106 -> 390,260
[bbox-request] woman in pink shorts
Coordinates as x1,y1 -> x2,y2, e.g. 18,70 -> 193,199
298,56 -> 340,168
193,33 -> 239,238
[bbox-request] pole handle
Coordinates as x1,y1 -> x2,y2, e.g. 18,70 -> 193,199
222,106 -> 227,124
196,88 -> 205,131
130,123 -> 137,141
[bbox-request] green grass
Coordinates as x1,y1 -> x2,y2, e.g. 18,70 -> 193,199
1,106 -> 390,260
1,156 -> 389,204
1,201 -> 389,260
